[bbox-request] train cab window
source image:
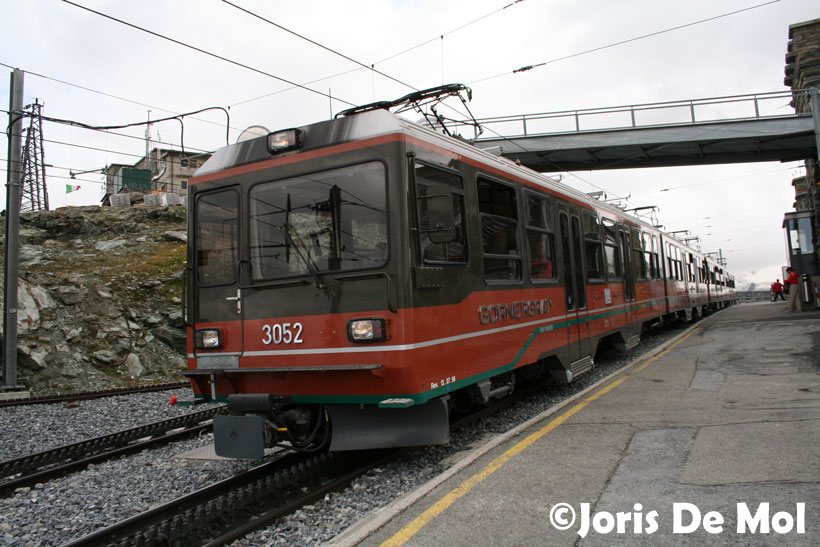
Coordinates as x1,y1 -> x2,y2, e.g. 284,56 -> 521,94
582,214 -> 603,281
414,162 -> 467,264
478,177 -> 521,282
195,189 -> 239,286
248,162 -> 387,280
602,218 -> 620,279
525,193 -> 556,281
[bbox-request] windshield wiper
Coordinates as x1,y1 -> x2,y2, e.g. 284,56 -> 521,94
280,225 -> 324,289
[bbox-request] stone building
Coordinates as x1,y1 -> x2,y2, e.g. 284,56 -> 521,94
103,148 -> 211,203
783,17 -> 820,303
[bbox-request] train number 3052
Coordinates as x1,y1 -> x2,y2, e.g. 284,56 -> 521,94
261,322 -> 304,345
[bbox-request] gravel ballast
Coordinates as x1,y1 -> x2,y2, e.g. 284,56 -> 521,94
0,325 -> 689,546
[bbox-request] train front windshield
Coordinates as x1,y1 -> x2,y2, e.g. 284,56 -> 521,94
248,161 -> 388,280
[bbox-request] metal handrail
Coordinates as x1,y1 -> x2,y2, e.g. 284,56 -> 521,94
458,89 -> 812,140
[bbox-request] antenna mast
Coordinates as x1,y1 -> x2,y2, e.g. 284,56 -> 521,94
20,99 -> 49,212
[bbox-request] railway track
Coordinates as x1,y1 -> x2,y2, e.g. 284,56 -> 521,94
59,449 -> 395,547
0,382 -> 190,408
0,406 -> 223,493
7,328 -> 689,545
58,378 -> 557,546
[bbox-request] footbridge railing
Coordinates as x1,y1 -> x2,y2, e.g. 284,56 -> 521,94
460,89 -> 812,141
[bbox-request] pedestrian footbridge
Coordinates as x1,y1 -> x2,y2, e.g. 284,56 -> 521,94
461,90 -> 819,172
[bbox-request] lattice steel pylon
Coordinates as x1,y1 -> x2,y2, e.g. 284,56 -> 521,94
20,99 -> 49,212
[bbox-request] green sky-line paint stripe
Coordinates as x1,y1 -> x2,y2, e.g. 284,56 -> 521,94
194,299 -> 679,406
291,300 -> 664,406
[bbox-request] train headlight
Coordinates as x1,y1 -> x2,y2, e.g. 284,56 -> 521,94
195,328 -> 223,349
347,318 -> 386,343
267,128 -> 302,154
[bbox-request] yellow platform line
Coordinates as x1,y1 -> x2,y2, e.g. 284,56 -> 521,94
381,328 -> 698,547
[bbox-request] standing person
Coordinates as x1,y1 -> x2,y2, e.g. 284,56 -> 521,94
772,279 -> 785,301
784,267 -> 800,313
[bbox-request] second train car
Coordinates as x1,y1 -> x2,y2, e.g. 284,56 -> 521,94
185,87 -> 735,458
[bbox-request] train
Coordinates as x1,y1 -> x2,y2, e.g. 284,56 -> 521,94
184,85 -> 736,459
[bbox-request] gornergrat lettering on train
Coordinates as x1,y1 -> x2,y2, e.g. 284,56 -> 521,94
478,299 -> 554,324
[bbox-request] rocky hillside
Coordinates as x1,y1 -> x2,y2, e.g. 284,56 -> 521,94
1,202 -> 189,395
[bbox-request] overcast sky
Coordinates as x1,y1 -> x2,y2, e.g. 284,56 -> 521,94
1,0 -> 818,289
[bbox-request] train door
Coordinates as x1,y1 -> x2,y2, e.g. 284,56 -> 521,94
191,187 -> 244,373
619,226 -> 639,340
558,206 -> 591,374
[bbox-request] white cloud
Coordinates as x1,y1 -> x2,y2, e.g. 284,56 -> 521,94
1,0 -> 817,288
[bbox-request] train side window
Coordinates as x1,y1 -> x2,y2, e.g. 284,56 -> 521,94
687,254 -> 696,282
478,177 -> 521,282
642,233 -> 654,279
602,218 -> 620,279
571,216 -> 587,308
414,162 -> 467,264
665,243 -> 672,280
633,231 -> 647,280
652,236 -> 661,279
195,189 -> 239,286
525,192 -> 556,282
583,213 -> 604,281
675,248 -> 683,281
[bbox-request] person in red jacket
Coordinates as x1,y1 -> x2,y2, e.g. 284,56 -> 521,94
771,279 -> 784,301
784,267 -> 800,313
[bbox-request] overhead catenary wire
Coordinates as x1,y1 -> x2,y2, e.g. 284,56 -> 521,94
1,105 -> 217,159
3,106 -> 226,174
5,0 -> 783,218
469,0 -> 781,85
373,0 -> 527,67
31,105 -> 231,151
220,0 -> 418,93
0,60 -> 250,138
60,0 -> 358,108
3,0 -> 524,127
226,0 -> 528,108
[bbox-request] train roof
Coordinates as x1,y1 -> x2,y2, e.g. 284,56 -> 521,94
194,109 -> 730,273
197,110 -> 611,215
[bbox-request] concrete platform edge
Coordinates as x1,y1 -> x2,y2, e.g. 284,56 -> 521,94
326,317 -> 712,547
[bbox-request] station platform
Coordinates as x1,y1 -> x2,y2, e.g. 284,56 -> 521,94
331,302 -> 820,546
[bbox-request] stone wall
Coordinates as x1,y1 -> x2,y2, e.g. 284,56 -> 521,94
736,291 -> 775,303
785,18 -> 820,109
784,18 -> 820,280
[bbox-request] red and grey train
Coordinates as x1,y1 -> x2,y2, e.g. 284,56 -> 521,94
185,88 -> 736,458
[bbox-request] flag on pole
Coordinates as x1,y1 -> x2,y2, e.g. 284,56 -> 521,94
66,184 -> 81,193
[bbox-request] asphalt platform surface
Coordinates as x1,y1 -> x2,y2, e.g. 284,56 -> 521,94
330,301 -> 820,546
